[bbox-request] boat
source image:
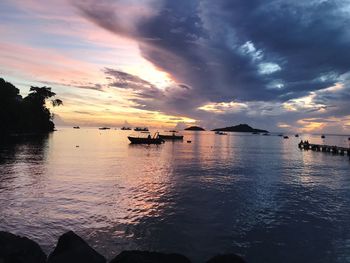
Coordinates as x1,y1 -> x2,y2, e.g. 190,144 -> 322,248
128,132 -> 165,144
121,127 -> 131,130
134,127 -> 149,132
252,132 -> 259,135
99,127 -> 110,130
159,134 -> 184,140
215,131 -> 227,135
321,135 -> 325,139
278,134 -> 283,137
283,136 -> 289,139
159,131 -> 184,140
73,126 -> 80,129
262,133 -> 270,136
295,134 -> 299,137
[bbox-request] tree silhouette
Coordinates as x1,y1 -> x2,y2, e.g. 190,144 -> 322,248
52,99 -> 63,107
0,78 -> 62,135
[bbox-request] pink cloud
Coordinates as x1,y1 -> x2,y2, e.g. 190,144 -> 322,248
0,41 -> 103,85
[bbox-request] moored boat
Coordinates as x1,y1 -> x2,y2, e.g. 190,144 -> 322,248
73,126 -> 80,129
99,127 -> 110,130
128,132 -> 165,144
159,131 -> 184,140
121,127 -> 131,130
215,131 -> 227,135
134,127 -> 149,132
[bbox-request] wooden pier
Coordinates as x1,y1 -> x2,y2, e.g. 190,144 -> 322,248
298,141 -> 350,156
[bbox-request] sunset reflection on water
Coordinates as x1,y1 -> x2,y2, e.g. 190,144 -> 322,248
0,128 -> 350,263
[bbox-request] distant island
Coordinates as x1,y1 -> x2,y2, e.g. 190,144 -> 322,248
184,126 -> 205,131
0,78 -> 62,135
212,124 -> 268,133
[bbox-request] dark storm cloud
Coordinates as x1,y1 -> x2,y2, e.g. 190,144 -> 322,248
74,0 -> 350,129
76,0 -> 350,96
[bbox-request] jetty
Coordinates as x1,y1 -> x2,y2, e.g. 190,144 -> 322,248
298,141 -> 350,156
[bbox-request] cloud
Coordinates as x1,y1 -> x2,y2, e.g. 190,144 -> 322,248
74,111 -> 93,115
0,41 -> 104,87
72,0 -> 350,132
72,0 -> 162,38
104,67 -> 196,116
73,0 -> 350,107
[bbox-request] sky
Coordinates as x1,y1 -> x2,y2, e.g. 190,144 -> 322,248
1,0 -> 350,133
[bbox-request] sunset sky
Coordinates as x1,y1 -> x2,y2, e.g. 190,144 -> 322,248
1,0 -> 350,133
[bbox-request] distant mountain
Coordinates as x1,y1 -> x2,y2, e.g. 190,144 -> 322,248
184,126 -> 205,131
212,124 -> 268,133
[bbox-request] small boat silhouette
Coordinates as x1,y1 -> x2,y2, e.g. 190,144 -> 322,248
134,127 -> 149,132
159,131 -> 184,140
128,132 -> 164,144
215,131 -> 227,135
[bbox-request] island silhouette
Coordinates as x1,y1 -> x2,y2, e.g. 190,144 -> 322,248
212,124 -> 268,133
184,126 -> 206,131
0,78 -> 62,136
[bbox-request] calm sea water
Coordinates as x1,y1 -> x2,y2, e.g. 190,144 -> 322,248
0,128 -> 350,262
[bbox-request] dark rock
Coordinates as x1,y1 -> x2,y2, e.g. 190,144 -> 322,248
207,254 -> 247,263
110,250 -> 191,263
0,231 -> 46,263
48,231 -> 106,263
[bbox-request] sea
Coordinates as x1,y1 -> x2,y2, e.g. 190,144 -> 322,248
0,128 -> 350,263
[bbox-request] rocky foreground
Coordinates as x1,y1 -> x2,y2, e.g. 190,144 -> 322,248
0,231 -> 246,263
